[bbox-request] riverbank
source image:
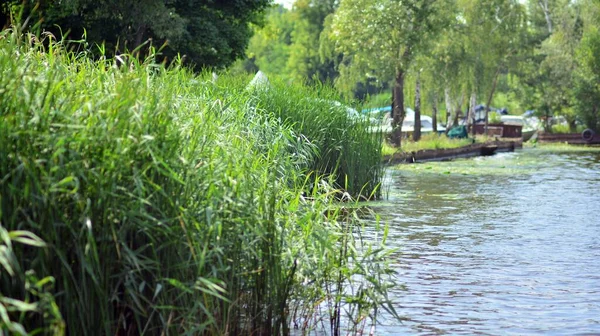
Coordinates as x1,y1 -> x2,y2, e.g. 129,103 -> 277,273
0,31 -> 392,335
538,132 -> 600,145
383,139 -> 522,164
525,142 -> 600,151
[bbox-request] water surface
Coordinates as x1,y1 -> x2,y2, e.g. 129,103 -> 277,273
372,148 -> 600,335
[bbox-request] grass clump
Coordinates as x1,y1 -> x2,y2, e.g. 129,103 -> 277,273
247,82 -> 384,199
0,31 -> 395,335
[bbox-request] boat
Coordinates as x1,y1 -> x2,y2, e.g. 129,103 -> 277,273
366,107 -> 446,135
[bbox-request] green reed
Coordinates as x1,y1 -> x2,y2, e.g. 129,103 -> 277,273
0,30 -> 395,335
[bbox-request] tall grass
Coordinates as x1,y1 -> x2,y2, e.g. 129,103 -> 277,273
0,30 -> 395,335
200,72 -> 384,199
245,82 -> 384,199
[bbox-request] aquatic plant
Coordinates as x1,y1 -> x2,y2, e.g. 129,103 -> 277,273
247,82 -> 384,199
0,30 -> 395,335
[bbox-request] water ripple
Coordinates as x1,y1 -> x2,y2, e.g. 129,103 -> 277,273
373,149 -> 600,335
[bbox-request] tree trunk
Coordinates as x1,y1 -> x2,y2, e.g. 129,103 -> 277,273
469,92 -> 477,136
538,0 -> 553,34
455,92 -> 465,127
485,69 -> 500,136
432,92 -> 438,133
444,88 -> 454,132
593,105 -> 599,132
543,105 -> 552,132
413,73 -> 422,141
391,69 -> 406,146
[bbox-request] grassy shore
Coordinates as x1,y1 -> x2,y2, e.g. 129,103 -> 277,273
382,133 -> 474,156
0,30 -> 394,335
524,142 -> 600,151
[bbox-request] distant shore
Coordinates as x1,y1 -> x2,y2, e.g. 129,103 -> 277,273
383,139 -> 523,164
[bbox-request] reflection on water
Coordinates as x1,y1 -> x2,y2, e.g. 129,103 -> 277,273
372,149 -> 600,335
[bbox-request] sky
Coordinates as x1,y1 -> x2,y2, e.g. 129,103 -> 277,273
273,0 -> 294,9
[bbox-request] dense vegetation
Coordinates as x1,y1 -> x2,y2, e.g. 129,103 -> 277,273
3,0 -> 598,333
6,0 -> 599,142
1,0 -> 271,69
240,0 -> 600,143
0,30 -> 392,335
382,133 -> 474,156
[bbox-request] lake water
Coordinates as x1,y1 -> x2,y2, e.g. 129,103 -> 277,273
371,148 -> 600,335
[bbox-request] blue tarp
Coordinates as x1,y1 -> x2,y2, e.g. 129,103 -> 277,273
361,106 -> 392,114
447,125 -> 469,139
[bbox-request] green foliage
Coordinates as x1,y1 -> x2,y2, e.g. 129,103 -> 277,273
506,0 -> 600,132
247,5 -> 294,76
245,1 -> 340,84
363,93 -> 392,110
574,0 -> 600,132
0,1 -> 18,29
492,90 -> 522,115
550,123 -> 585,134
514,0 -> 580,126
0,225 -> 64,335
0,31 -> 394,335
382,133 -> 472,155
241,0 -> 600,135
286,0 -> 339,83
5,0 -> 271,69
330,0 -> 451,82
454,0 -> 527,116
489,112 -> 502,124
249,81 -> 383,197
329,0 -> 453,146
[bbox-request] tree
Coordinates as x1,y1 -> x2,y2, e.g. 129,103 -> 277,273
286,0 -> 339,83
6,0 -> 271,69
413,72 -> 422,141
329,0 -> 452,146
538,10 -> 582,131
508,0 -> 582,132
245,1 -> 340,83
458,0 -> 527,134
574,0 -> 600,132
247,5 -> 295,76
424,22 -> 469,132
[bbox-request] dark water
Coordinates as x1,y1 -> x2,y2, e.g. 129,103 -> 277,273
372,149 -> 600,335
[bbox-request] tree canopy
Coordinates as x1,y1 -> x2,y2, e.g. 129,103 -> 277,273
329,0 -> 453,144
238,0 -> 600,133
243,1 -> 339,84
4,0 -> 271,69
5,0 -> 600,133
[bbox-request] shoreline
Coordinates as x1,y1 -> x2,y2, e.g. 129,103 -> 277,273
383,139 -> 523,164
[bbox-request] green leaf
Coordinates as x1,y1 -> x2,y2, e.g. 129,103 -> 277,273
8,231 -> 46,247
1,297 -> 38,312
